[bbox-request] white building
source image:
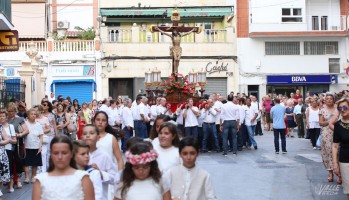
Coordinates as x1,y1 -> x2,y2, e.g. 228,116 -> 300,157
99,0 -> 237,99
236,0 -> 349,99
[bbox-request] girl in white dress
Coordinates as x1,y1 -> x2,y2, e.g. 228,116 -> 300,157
32,135 -> 94,200
114,141 -> 170,200
152,122 -> 181,173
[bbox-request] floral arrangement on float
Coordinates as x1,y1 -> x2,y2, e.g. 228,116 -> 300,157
160,73 -> 196,96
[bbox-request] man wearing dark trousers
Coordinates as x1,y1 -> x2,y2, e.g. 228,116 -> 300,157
270,98 -> 287,154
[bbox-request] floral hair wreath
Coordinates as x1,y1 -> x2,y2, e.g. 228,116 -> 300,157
125,149 -> 159,165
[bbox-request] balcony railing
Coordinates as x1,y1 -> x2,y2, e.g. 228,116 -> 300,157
53,40 -> 95,52
109,29 -> 228,43
16,40 -> 96,52
0,0 -> 11,21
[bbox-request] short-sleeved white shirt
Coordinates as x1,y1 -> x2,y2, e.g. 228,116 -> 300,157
184,107 -> 199,127
244,104 -> 258,126
25,121 -> 44,149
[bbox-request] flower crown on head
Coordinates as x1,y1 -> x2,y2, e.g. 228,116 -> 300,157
125,149 -> 158,165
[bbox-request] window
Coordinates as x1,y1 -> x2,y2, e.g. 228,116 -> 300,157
321,16 -> 328,30
304,41 -> 338,55
265,42 -> 300,55
329,58 -> 340,73
282,8 -> 303,22
312,16 -> 319,30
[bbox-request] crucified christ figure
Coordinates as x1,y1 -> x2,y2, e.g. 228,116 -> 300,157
155,27 -> 198,75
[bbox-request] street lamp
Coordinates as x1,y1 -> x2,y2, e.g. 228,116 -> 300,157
188,70 -> 198,84
197,69 -> 207,97
152,67 -> 161,96
144,69 -> 152,96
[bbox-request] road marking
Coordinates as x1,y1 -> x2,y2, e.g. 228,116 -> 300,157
297,153 -> 322,162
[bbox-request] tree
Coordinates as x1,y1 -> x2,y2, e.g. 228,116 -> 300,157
75,26 -> 95,40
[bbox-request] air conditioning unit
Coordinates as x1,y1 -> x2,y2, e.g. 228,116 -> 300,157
57,21 -> 70,29
325,45 -> 335,54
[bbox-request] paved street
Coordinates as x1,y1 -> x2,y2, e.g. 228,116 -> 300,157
3,131 -> 347,200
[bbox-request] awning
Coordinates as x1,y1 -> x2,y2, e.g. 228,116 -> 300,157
50,79 -> 96,92
101,7 -> 233,17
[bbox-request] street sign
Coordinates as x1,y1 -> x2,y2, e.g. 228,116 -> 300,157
346,67 -> 349,76
0,30 -> 19,52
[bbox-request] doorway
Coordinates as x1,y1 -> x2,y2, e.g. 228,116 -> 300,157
109,78 -> 133,99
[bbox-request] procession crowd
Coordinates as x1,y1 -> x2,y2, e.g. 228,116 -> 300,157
0,89 -> 347,199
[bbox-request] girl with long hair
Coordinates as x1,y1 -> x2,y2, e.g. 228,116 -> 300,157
32,135 -> 94,200
55,103 -> 70,136
114,141 -> 170,200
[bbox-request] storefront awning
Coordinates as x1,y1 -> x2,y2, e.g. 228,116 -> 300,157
101,7 -> 233,17
267,75 -> 332,85
50,79 -> 96,92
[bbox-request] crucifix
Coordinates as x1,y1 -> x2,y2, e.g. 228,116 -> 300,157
151,9 -> 201,78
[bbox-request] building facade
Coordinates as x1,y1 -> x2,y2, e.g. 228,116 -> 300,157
236,0 -> 349,99
99,0 -> 237,99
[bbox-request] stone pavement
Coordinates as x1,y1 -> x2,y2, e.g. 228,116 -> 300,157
3,131 -> 347,200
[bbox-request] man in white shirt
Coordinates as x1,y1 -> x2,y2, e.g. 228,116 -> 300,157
109,99 -> 121,127
157,97 -> 173,118
150,97 -> 161,126
211,93 -> 223,152
237,97 -> 250,150
220,95 -> 240,156
99,99 -> 114,125
293,98 -> 305,138
121,98 -> 134,152
251,95 -> 263,136
201,99 -> 220,153
133,96 -> 147,138
244,98 -> 258,150
183,98 -> 200,138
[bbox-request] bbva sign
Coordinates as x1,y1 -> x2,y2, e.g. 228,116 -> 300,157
291,76 -> 306,82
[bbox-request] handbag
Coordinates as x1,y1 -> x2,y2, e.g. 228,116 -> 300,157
42,134 -> 49,144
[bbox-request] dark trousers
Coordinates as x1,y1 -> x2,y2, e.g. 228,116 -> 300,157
134,120 -> 147,138
273,129 -> 286,152
255,120 -> 263,135
309,128 -> 320,147
296,114 -> 305,138
177,124 -> 184,138
202,123 -> 219,151
222,120 -> 238,154
216,124 -> 223,151
121,126 -> 133,152
241,124 -> 250,147
185,126 -> 198,138
197,126 -> 203,150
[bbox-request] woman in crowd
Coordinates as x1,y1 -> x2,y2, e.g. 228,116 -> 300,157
332,98 -> 349,199
77,111 -> 86,140
81,102 -> 92,124
116,97 -> 124,111
23,108 -> 43,183
0,110 -> 16,193
73,99 -> 81,115
0,116 -> 10,199
306,99 -> 321,150
285,100 -> 296,137
34,105 -> 51,173
32,135 -> 94,200
6,102 -> 27,188
319,94 -> 339,183
91,99 -> 99,119
55,103 -> 70,136
67,106 -> 78,140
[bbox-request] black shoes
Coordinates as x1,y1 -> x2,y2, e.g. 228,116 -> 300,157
254,146 -> 258,150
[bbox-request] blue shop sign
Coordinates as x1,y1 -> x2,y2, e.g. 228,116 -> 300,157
267,75 -> 331,85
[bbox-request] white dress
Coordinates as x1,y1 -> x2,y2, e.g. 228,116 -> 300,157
97,133 -> 116,163
35,170 -> 88,200
152,144 -> 181,173
115,178 -> 167,200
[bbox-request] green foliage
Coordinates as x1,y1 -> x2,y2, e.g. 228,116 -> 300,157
75,26 -> 95,40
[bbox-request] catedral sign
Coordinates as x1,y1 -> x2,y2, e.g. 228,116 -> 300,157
0,30 -> 19,51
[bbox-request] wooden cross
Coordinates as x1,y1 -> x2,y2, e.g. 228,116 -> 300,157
151,9 -> 201,78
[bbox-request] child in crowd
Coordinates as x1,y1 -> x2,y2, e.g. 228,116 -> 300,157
114,141 -> 171,200
32,135 -> 94,200
152,122 -> 181,173
164,136 -> 217,200
23,108 -> 43,183
73,140 -> 103,200
81,124 -> 119,200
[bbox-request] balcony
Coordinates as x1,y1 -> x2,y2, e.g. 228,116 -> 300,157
0,0 -> 13,30
249,15 -> 348,37
106,28 -> 228,43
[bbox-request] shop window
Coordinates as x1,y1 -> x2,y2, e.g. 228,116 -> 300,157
329,58 -> 340,74
282,8 -> 302,22
304,41 -> 338,55
265,41 -> 300,55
